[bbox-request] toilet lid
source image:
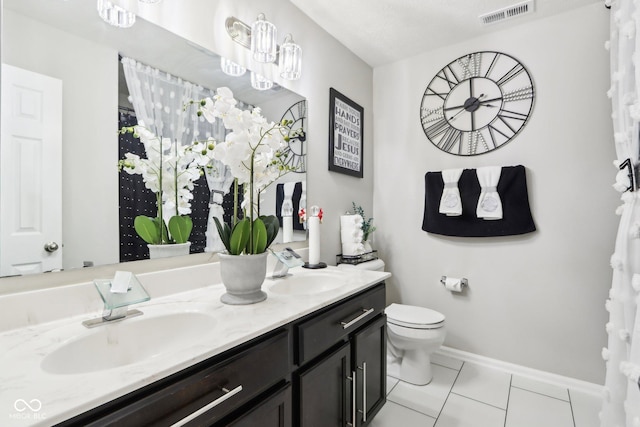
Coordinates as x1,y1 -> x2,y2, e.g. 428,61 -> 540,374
386,303 -> 445,329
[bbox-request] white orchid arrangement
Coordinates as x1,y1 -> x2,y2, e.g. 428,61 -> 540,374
196,87 -> 299,255
118,122 -> 215,245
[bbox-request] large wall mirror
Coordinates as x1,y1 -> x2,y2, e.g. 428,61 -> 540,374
0,0 -> 307,279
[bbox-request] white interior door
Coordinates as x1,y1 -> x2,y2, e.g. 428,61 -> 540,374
1,64 -> 63,276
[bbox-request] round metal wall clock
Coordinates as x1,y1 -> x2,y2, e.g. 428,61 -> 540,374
420,51 -> 535,156
279,100 -> 307,173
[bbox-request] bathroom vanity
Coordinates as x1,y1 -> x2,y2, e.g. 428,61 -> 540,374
0,265 -> 390,427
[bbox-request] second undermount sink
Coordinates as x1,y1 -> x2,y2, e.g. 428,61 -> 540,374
268,271 -> 346,295
41,311 -> 216,375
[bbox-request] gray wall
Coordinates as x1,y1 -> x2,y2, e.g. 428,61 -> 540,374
373,4 -> 617,384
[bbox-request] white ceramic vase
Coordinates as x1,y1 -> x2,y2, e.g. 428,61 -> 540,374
218,252 -> 268,305
148,242 -> 191,259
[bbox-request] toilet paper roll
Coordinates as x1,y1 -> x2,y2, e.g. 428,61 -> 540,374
444,277 -> 463,292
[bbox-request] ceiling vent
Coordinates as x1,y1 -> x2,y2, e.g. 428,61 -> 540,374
479,0 -> 535,25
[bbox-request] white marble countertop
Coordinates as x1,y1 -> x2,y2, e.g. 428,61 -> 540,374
0,265 -> 390,426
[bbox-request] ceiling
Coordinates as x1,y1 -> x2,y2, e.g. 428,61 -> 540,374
289,0 -> 604,67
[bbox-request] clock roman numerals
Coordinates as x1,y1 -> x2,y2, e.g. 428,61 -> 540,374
499,109 -> 529,122
435,65 -> 460,89
420,106 -> 443,127
438,127 -> 462,152
467,130 -> 489,155
495,63 -> 525,87
458,52 -> 482,79
284,147 -> 305,170
503,86 -> 534,102
424,87 -> 448,100
297,101 -> 306,118
424,118 -> 450,140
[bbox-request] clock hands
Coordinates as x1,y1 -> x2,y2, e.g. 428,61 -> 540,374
444,94 -> 484,113
447,94 -> 485,121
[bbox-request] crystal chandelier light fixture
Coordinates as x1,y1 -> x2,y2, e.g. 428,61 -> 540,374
225,14 -> 303,81
250,72 -> 273,91
279,34 -> 302,80
97,0 -> 136,28
220,57 -> 247,77
251,14 -> 277,63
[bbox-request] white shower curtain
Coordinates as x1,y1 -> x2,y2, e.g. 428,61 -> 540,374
601,1 -> 640,426
121,57 -> 251,252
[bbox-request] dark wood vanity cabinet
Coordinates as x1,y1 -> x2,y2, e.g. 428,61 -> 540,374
56,282 -> 386,427
295,283 -> 387,427
56,329 -> 291,427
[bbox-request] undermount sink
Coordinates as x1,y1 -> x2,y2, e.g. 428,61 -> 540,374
41,311 -> 216,375
268,271 -> 346,295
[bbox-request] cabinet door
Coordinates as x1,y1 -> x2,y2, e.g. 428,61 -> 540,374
352,315 -> 386,426
297,342 -> 353,427
225,384 -> 292,427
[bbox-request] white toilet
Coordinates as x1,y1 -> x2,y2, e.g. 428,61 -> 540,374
338,259 -> 446,386
385,303 -> 445,385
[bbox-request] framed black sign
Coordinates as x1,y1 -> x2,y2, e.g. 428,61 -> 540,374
329,88 -> 363,178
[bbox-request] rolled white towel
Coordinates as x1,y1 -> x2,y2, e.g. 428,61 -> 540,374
281,182 -> 296,216
476,166 -> 503,220
439,168 -> 463,216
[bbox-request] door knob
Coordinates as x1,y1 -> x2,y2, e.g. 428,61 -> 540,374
44,242 -> 59,253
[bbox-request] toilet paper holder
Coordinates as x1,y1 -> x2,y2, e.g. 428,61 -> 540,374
440,276 -> 468,288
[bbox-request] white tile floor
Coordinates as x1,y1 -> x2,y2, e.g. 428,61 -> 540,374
370,353 -> 601,427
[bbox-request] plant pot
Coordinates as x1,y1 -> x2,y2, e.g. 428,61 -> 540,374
218,252 -> 268,305
148,242 -> 191,259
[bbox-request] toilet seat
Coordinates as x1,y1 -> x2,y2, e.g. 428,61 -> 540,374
386,303 -> 445,330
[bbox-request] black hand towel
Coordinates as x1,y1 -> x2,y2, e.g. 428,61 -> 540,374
422,165 -> 536,237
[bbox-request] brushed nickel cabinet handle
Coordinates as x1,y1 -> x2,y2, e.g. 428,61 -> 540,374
358,362 -> 367,422
170,384 -> 243,427
346,371 -> 357,427
340,308 -> 374,330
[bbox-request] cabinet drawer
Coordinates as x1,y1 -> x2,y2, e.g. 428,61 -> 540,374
296,283 -> 385,365
71,329 -> 290,427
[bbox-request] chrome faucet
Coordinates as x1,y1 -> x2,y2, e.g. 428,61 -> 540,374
271,247 -> 304,278
82,272 -> 150,328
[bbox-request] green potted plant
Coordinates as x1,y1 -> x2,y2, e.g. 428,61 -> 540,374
352,202 -> 376,252
118,123 -> 214,258
198,87 -> 297,304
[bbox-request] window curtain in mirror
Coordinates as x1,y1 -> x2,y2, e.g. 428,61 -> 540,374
601,1 -> 640,426
121,57 -> 252,254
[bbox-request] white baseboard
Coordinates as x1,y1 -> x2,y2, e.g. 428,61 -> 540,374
436,346 -> 603,397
